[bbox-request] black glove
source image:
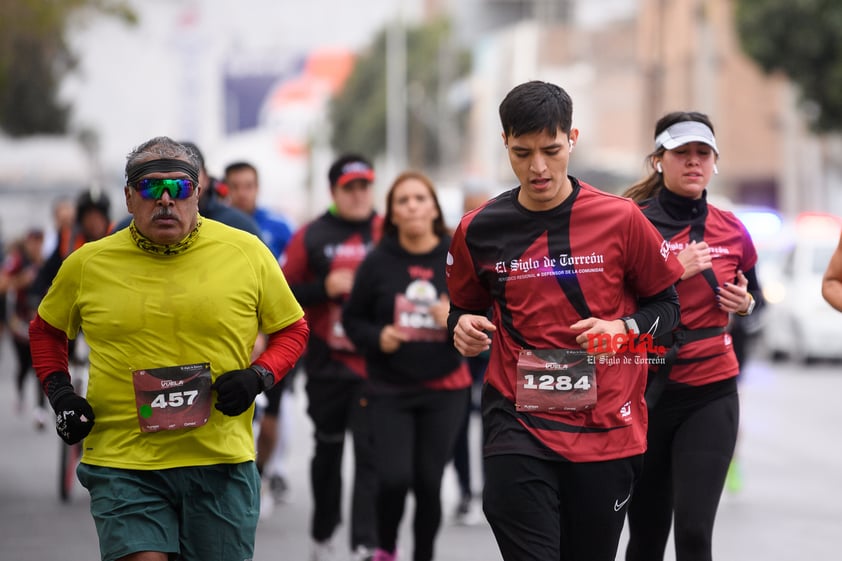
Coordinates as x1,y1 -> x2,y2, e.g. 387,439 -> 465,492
43,372 -> 95,445
212,368 -> 262,416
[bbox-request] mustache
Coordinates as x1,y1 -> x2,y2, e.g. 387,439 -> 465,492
152,208 -> 178,221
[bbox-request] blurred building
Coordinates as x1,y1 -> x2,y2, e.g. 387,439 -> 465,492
444,0 -> 835,218
211,48 -> 357,223
188,0 -> 831,223
0,135 -> 124,241
44,0 -> 829,228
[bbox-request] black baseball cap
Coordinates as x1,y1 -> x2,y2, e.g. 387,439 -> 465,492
328,154 -> 375,188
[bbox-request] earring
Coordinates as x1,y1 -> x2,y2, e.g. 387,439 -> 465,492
655,162 -> 663,173
714,164 -> 719,175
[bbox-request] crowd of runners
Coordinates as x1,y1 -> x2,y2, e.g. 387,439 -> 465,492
7,79 -> 842,561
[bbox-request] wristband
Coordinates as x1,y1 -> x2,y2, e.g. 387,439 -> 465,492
737,293 -> 755,316
621,316 -> 640,336
43,371 -> 74,410
251,364 -> 275,392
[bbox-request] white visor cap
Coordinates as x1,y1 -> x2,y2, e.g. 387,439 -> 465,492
654,121 -> 719,155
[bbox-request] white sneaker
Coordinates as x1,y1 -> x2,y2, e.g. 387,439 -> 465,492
351,545 -> 375,561
269,474 -> 290,504
33,407 -> 48,432
258,480 -> 274,520
311,538 -> 334,561
453,495 -> 483,526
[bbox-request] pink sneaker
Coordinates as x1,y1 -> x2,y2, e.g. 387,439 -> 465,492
372,548 -> 396,561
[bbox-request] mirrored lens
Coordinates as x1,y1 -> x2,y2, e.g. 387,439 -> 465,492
135,178 -> 195,200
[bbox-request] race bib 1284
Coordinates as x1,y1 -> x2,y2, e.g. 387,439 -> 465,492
515,349 -> 596,412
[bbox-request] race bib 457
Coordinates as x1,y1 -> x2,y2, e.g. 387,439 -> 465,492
132,363 -> 212,432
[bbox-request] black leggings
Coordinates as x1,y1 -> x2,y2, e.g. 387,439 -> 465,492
452,355 -> 486,497
13,337 -> 44,408
369,387 -> 467,561
626,387 -> 739,561
484,453 -> 642,561
305,377 -> 378,550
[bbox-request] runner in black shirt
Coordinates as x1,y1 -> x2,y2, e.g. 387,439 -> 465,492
343,171 -> 470,561
283,154 -> 381,561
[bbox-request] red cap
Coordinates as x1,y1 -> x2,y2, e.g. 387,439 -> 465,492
335,161 -> 374,187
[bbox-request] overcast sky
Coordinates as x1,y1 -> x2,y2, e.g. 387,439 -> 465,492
61,0 -> 420,170
60,0 -> 636,171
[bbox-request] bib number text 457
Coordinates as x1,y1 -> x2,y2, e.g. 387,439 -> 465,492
150,390 -> 200,409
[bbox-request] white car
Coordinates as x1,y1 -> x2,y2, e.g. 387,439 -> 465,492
761,213 -> 842,363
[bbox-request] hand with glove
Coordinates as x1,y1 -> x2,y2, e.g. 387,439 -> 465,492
211,367 -> 264,416
43,371 -> 95,445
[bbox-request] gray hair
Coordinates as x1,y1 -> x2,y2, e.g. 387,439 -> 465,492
125,136 -> 201,175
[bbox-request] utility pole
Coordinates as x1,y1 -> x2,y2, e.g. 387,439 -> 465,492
386,5 -> 408,179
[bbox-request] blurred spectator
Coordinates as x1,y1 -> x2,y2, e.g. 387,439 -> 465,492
41,196 -> 76,259
30,189 -> 113,366
225,161 -> 294,259
31,189 -> 112,306
2,229 -> 45,427
342,170 -> 470,561
282,153 -> 381,561
224,160 -> 298,518
450,179 -> 493,526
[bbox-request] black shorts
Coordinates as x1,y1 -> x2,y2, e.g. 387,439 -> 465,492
483,453 -> 642,561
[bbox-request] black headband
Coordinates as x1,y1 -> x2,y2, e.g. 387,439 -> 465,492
126,159 -> 199,185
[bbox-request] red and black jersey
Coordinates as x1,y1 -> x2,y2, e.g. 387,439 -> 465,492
640,189 -> 758,386
446,179 -> 684,462
282,210 -> 382,380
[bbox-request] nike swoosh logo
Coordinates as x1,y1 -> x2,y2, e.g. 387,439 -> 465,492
614,494 -> 631,512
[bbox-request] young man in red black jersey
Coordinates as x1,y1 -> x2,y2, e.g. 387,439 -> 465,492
282,154 -> 381,561
445,80 -> 685,561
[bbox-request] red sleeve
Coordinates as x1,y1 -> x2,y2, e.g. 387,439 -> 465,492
280,228 -> 311,285
738,220 -> 759,272
445,215 -> 492,311
252,318 -> 309,384
625,206 -> 684,296
29,313 -> 70,383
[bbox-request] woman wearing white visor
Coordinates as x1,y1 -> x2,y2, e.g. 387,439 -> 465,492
622,113 -> 763,561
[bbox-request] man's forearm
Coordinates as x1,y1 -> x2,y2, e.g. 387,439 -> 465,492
625,285 -> 681,337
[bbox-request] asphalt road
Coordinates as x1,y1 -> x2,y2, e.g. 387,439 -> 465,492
1,332 -> 841,560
